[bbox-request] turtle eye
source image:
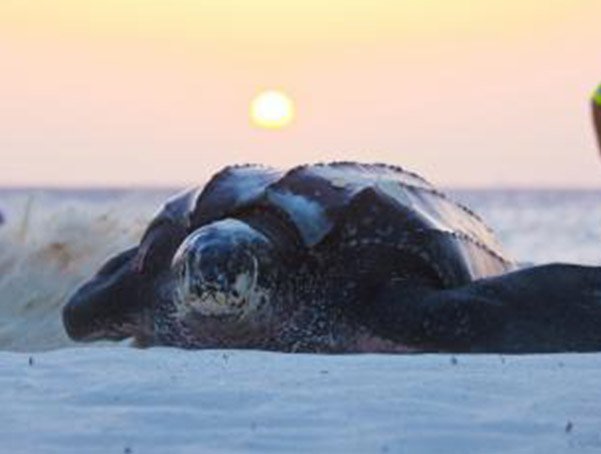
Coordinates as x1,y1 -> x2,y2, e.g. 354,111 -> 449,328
97,248 -> 138,277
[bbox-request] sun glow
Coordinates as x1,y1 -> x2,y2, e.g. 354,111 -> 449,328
250,90 -> 295,129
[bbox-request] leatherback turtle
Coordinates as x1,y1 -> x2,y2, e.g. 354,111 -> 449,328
63,163 -> 601,353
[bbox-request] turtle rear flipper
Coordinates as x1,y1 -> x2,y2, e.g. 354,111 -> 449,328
369,264 -> 601,353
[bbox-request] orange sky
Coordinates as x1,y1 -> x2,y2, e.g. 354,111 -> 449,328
1,0 -> 601,187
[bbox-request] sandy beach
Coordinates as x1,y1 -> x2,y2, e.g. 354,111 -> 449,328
2,348 -> 600,453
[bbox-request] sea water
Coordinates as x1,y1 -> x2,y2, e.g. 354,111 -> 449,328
0,189 -> 599,352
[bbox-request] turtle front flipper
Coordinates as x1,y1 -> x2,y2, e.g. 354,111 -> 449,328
368,264 -> 601,353
63,247 -> 154,342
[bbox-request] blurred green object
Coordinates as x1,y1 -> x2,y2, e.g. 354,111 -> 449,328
594,84 -> 601,106
593,83 -> 601,153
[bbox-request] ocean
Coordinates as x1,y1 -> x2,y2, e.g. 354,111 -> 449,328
1,188 -> 601,453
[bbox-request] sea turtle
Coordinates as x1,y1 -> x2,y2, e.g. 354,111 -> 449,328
62,162 -> 601,353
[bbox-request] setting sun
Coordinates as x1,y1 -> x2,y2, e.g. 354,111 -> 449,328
250,90 -> 295,129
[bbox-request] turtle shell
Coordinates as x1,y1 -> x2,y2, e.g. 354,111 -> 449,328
142,162 -> 512,285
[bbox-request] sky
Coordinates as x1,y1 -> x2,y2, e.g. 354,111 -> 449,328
1,0 -> 601,187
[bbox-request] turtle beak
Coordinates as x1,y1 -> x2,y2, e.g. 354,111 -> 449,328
62,247 -> 148,342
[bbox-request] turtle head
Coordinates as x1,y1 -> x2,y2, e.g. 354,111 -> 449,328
171,219 -> 277,323
62,220 -> 187,344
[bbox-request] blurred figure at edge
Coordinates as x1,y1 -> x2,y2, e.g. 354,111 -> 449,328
593,83 -> 601,154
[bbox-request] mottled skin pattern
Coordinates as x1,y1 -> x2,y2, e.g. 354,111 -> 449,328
63,162 -> 601,353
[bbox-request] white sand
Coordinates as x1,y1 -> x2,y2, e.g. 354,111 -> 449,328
2,348 -> 600,453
